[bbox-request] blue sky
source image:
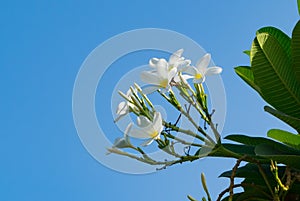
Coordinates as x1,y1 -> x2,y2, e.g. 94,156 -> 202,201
1,1 -> 299,201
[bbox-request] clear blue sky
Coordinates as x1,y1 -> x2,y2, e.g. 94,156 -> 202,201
1,1 -> 299,201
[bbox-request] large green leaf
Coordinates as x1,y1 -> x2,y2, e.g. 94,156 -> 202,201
292,20 -> 300,82
267,129 -> 300,150
234,66 -> 262,94
264,106 -> 300,133
225,134 -> 281,147
251,28 -> 300,118
298,0 -> 300,16
255,144 -> 300,169
225,135 -> 300,168
256,27 -> 291,55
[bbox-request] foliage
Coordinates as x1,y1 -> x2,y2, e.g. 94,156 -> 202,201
227,18 -> 300,201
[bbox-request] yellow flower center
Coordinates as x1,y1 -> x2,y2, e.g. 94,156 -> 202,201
150,131 -> 159,138
195,73 -> 202,80
159,79 -> 168,88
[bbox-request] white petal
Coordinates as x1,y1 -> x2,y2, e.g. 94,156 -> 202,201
168,67 -> 177,81
142,85 -> 160,94
129,127 -> 152,139
114,115 -> 123,123
174,49 -> 184,57
140,71 -> 160,85
149,58 -> 159,68
205,66 -> 223,76
183,66 -> 198,76
116,101 -> 128,115
137,116 -> 151,127
156,59 -> 169,78
181,74 -> 193,80
141,139 -> 154,146
113,137 -> 124,146
176,60 -> 191,71
152,112 -> 163,133
169,49 -> 183,64
193,76 -> 205,84
196,53 -> 211,72
124,123 -> 133,136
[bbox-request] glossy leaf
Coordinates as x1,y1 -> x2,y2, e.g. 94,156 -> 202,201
256,27 -> 291,55
243,50 -> 250,56
255,144 -> 300,169
264,106 -> 300,133
219,163 -> 277,179
298,0 -> 300,16
292,20 -> 300,82
234,66 -> 262,94
225,134 -> 279,146
251,27 -> 300,118
267,129 -> 300,150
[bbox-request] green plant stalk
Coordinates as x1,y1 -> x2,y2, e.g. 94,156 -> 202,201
187,195 -> 198,201
271,160 -> 289,191
176,84 -> 210,123
178,106 -> 216,144
163,121 -> 205,142
201,173 -> 212,201
163,132 -> 203,147
158,90 -> 212,143
177,75 -> 209,122
134,83 -> 154,109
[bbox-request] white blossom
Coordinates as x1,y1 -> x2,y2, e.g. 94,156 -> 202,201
182,53 -> 222,83
128,112 -> 163,146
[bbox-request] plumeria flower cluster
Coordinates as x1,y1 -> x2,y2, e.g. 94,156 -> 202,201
141,49 -> 222,94
109,49 -> 223,166
141,49 -> 191,93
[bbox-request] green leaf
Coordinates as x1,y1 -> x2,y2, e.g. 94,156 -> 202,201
292,20 -> 300,82
219,163 -> 273,179
243,50 -> 250,56
251,27 -> 300,118
298,0 -> 300,16
225,134 -> 300,154
256,27 -> 291,55
225,134 -> 278,146
264,106 -> 300,133
234,66 -> 262,94
267,129 -> 300,150
255,144 -> 300,169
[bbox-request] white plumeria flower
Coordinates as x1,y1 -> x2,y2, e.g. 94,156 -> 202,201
141,59 -> 177,93
128,112 -> 163,146
113,123 -> 134,149
114,88 -> 137,122
141,49 -> 192,94
149,49 -> 191,71
183,53 -> 222,83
